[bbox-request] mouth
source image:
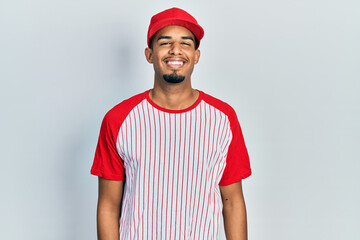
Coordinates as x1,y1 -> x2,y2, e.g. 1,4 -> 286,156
164,58 -> 187,69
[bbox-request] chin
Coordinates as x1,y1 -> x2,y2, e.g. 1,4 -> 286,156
163,74 -> 186,84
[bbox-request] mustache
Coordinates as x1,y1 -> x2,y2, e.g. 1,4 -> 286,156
163,56 -> 188,62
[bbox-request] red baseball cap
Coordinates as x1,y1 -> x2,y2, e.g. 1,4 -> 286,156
147,7 -> 204,49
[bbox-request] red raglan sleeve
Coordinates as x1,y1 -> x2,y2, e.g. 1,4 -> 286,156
218,108 -> 251,186
91,110 -> 125,181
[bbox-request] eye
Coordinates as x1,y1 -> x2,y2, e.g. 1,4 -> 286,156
160,42 -> 171,46
182,42 -> 191,46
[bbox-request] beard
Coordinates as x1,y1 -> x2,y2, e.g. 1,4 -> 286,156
163,72 -> 185,84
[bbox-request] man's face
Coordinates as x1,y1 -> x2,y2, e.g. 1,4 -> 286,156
145,25 -> 200,84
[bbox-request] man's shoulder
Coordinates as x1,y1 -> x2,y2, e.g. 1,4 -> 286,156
201,91 -> 237,118
103,90 -> 148,122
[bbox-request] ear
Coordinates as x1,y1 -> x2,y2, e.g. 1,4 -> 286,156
145,47 -> 153,63
194,49 -> 200,64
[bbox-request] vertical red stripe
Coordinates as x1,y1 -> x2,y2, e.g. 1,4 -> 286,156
184,109 -> 192,239
161,111 -> 166,238
178,112 -> 186,239
198,104 -> 211,237
150,106 -> 157,240
189,105 -> 199,238
156,109 -> 162,238
165,112 -> 172,239
173,114 -> 180,239
128,112 -> 134,239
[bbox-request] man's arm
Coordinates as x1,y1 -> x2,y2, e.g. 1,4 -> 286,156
220,181 -> 248,240
97,177 -> 124,240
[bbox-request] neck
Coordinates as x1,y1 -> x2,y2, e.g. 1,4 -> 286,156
149,80 -> 199,110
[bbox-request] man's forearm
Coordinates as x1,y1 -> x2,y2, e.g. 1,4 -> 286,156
223,200 -> 248,240
97,207 -> 120,240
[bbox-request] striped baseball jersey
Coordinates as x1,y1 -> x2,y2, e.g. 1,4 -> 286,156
91,90 -> 251,239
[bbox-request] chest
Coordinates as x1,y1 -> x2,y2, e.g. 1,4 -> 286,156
116,102 -> 232,168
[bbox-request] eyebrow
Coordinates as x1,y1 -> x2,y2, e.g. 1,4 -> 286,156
157,36 -> 195,42
181,36 -> 195,42
157,36 -> 171,41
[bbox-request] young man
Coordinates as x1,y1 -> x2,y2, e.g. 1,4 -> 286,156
91,7 -> 251,240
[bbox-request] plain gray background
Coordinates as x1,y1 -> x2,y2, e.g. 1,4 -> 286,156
1,0 -> 359,239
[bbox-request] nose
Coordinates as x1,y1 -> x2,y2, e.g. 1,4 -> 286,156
169,42 -> 182,55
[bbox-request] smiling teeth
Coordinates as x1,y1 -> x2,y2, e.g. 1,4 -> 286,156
167,61 -> 183,65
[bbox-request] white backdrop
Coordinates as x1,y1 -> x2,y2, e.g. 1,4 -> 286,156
1,0 -> 359,239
